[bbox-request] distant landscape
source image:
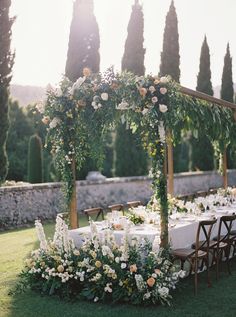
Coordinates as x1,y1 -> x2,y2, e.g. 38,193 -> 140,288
10,84 -> 46,107
10,83 -> 236,107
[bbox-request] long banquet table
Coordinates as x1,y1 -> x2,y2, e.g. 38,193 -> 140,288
69,205 -> 236,250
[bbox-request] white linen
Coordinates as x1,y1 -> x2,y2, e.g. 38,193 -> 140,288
69,205 -> 236,250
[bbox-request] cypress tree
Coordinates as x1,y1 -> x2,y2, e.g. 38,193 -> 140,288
115,0 -> 148,177
122,0 -> 145,75
65,0 -> 100,81
196,36 -> 214,95
221,44 -> 235,168
28,134 -> 43,183
221,43 -> 234,102
191,36 -> 214,171
159,0 -> 180,82
0,0 -> 14,184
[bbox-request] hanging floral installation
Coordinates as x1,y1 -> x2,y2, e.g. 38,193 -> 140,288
38,67 -> 236,246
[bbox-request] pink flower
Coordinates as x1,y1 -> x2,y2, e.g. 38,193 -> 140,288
160,87 -> 167,95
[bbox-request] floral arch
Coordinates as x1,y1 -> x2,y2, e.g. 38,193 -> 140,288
40,67 -> 236,248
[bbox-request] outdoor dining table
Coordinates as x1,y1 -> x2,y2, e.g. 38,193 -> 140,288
69,205 -> 236,250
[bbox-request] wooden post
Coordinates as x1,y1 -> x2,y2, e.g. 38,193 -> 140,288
222,147 -> 228,189
69,157 -> 78,229
167,130 -> 174,196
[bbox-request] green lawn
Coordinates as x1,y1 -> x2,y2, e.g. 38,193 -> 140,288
1,220 -> 236,317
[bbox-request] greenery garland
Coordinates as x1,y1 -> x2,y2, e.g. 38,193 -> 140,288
38,68 -> 236,243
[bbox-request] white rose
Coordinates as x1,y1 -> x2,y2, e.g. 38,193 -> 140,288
149,86 -> 156,93
49,117 -> 61,129
142,108 -> 149,115
152,96 -> 158,104
160,76 -> 168,84
158,286 -> 169,297
101,92 -> 108,101
115,257 -> 120,263
121,263 -> 127,269
159,104 -> 168,113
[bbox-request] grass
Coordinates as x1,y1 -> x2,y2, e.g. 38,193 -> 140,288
1,219 -> 236,317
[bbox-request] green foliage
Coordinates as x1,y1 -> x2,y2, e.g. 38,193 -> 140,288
65,0 -> 100,81
7,100 -> 34,181
191,36 -> 214,171
122,0 -> 145,76
0,0 -> 14,184
28,134 -> 43,183
196,36 -> 214,95
159,1 -> 180,82
115,124 -> 148,177
221,43 -> 234,103
117,0 -> 148,176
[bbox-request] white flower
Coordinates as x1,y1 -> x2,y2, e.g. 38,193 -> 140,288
121,263 -> 127,269
178,270 -> 186,278
101,92 -> 108,101
142,108 -> 149,115
158,121 -> 166,143
149,86 -> 156,93
104,283 -> 113,293
35,102 -> 45,114
152,96 -> 158,104
94,297 -> 99,302
143,292 -> 151,300
135,274 -> 145,291
159,104 -> 168,113
55,87 -> 63,97
160,76 -> 169,84
115,257 -> 120,263
92,102 -> 102,110
160,87 -> 167,95
116,100 -> 129,110
152,273 -> 157,278
158,286 -> 169,297
49,117 -> 61,129
69,77 -> 86,95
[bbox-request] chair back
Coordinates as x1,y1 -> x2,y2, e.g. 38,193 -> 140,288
84,207 -> 104,221
127,201 -> 142,208
108,204 -> 124,215
194,218 -> 217,256
217,214 -> 236,244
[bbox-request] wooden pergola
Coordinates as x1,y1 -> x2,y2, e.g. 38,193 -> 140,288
167,87 -> 236,196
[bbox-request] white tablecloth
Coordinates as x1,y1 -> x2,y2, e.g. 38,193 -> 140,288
69,205 -> 236,250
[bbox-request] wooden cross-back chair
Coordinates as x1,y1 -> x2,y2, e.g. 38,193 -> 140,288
211,214 -> 236,279
84,207 -> 104,222
172,218 -> 217,294
108,204 -> 124,215
127,201 -> 142,209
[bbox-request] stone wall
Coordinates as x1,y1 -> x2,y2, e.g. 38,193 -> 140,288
0,170 -> 236,230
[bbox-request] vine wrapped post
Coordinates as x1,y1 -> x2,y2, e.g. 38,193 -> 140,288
69,156 -> 78,229
222,147 -> 228,189
167,129 -> 174,196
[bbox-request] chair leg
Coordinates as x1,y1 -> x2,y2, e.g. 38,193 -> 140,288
194,259 -> 198,295
205,257 -> 211,288
225,246 -> 231,275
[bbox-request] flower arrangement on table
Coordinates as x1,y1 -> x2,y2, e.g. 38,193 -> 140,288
17,216 -> 185,306
127,211 -> 145,225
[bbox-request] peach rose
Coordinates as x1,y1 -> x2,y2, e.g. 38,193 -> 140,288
42,116 -> 50,124
83,67 -> 91,77
57,265 -> 64,273
147,277 -> 155,287
130,264 -> 137,273
95,260 -> 102,268
139,87 -> 147,97
113,223 -> 123,230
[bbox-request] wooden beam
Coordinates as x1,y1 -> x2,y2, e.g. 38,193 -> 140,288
167,130 -> 174,196
180,86 -> 236,110
69,157 -> 78,229
222,148 -> 228,189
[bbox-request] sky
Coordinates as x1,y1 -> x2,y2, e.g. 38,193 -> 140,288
10,0 -> 236,90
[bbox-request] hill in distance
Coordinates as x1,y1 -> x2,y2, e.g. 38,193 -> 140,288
10,84 -> 47,107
